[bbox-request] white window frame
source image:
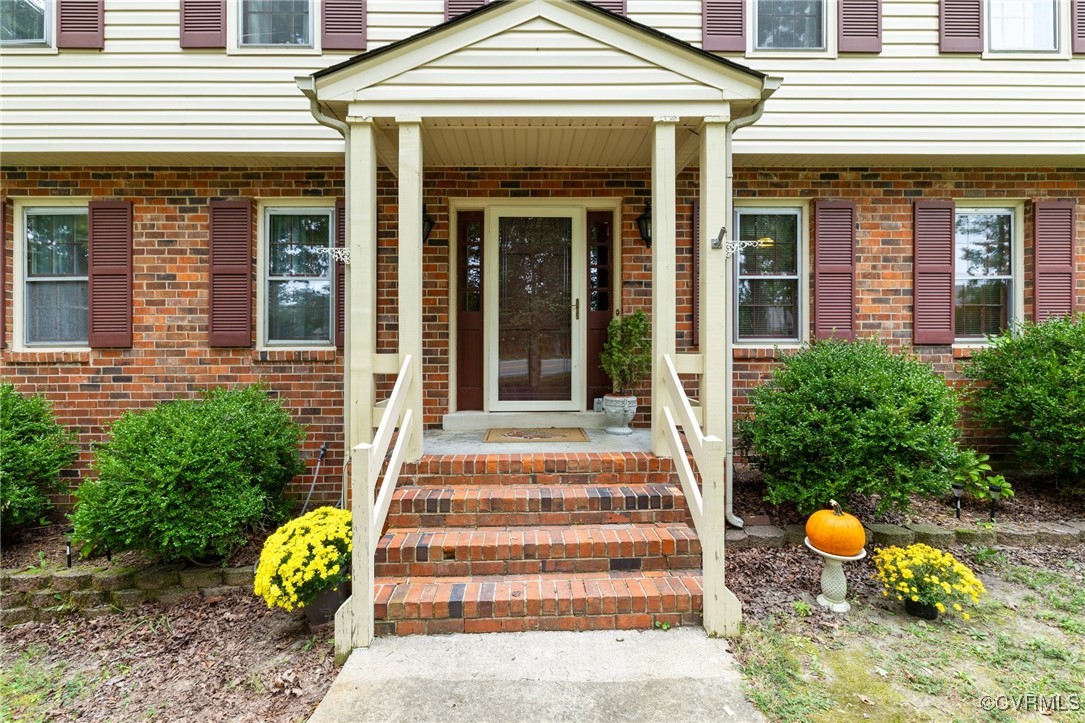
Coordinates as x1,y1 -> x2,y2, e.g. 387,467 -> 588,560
732,201 -> 810,346
10,197 -> 92,352
953,201 -> 1025,344
228,0 -> 321,55
749,0 -> 836,57
0,0 -> 57,54
983,0 -> 1070,58
256,199 -> 336,350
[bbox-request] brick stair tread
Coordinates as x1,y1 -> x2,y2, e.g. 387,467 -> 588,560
374,570 -> 704,631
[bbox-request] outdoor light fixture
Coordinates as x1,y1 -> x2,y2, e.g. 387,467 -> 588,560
988,483 -> 1001,523
636,202 -> 652,247
422,205 -> 436,243
951,482 -> 965,520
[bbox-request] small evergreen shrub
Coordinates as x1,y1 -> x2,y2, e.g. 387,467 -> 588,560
599,309 -> 651,395
0,383 -> 79,531
71,384 -> 306,561
737,339 -> 960,515
966,314 -> 1085,485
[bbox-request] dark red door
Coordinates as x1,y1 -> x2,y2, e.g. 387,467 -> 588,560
586,211 -> 613,407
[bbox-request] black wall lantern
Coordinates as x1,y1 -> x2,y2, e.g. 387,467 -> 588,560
422,205 -> 436,243
636,202 -> 652,248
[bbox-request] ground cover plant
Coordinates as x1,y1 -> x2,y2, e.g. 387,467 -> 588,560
737,338 -> 961,515
0,383 -> 79,534
70,384 -> 306,562
967,314 -> 1085,487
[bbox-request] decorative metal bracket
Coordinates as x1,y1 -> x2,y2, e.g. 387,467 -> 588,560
317,247 -> 352,264
712,227 -> 772,258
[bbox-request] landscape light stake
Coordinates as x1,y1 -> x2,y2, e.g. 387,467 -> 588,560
64,527 -> 74,568
988,483 -> 1001,523
951,482 -> 964,520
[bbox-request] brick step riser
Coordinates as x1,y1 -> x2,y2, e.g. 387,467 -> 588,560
376,612 -> 703,636
376,554 -> 701,578
385,509 -> 690,528
402,472 -> 678,487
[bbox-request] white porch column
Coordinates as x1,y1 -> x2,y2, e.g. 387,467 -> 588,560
698,114 -> 742,637
397,117 -> 424,461
651,117 -> 677,456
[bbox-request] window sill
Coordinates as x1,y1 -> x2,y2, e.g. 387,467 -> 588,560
0,45 -> 58,55
252,348 -> 339,364
3,349 -> 90,364
732,345 -> 802,360
226,46 -> 322,56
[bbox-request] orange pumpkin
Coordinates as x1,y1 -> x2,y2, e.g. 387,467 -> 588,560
806,500 -> 865,557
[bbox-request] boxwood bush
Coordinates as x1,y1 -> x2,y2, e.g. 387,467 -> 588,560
966,314 -> 1085,486
737,339 -> 960,515
71,384 -> 306,562
0,383 -> 79,532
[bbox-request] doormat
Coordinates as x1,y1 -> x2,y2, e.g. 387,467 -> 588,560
483,428 -> 590,443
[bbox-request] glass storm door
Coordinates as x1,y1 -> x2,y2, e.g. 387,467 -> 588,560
486,209 -> 585,411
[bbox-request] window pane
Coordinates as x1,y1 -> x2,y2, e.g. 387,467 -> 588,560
27,281 -> 88,343
268,213 -> 330,277
738,279 -> 798,339
737,213 -> 798,275
27,213 -> 88,276
989,0 -> 1057,51
0,0 -> 46,44
241,0 -> 310,46
955,280 -> 1010,338
268,280 -> 331,342
757,0 -> 824,49
955,212 -> 1011,277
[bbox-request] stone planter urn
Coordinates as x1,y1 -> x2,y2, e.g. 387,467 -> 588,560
601,394 -> 637,435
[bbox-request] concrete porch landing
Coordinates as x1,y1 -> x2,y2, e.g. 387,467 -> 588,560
308,628 -> 763,722
421,428 -> 652,456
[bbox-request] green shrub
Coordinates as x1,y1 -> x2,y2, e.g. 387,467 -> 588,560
0,383 -> 79,531
600,309 -> 651,395
71,384 -> 306,561
965,315 -> 1085,485
737,339 -> 960,515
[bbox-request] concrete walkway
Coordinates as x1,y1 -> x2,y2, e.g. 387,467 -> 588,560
309,628 -> 763,722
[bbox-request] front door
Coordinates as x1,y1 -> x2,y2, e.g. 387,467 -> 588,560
486,208 -> 586,411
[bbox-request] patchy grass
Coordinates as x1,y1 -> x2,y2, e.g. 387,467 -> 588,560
734,551 -> 1085,722
0,644 -> 115,722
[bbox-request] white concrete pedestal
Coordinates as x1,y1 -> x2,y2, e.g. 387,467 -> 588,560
804,537 -> 866,613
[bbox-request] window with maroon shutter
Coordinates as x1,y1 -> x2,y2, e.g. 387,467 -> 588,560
335,199 -> 346,348
1073,0 -> 1085,53
180,0 -> 226,49
939,0 -> 982,53
590,1 -> 626,15
1033,200 -> 1077,321
56,0 -> 104,49
703,0 -> 745,52
839,0 -> 881,53
913,200 -> 955,345
735,207 -> 802,342
209,200 -> 253,347
324,0 -> 366,51
1,199 -> 6,350
446,0 -> 487,21
813,200 -> 856,341
87,200 -> 133,348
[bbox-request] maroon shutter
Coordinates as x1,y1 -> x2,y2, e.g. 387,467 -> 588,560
587,211 -> 613,406
939,0 -> 982,53
1073,0 -> 1085,53
813,201 -> 857,341
1033,200 -> 1077,321
692,199 -> 700,349
335,199 -> 346,348
1,199 -> 6,349
446,0 -> 486,20
457,212 -> 484,410
57,0 -> 104,49
703,0 -> 744,52
913,200 -> 955,345
323,0 -> 367,51
180,0 -> 226,49
591,1 -> 627,14
208,200 -> 252,347
839,0 -> 881,53
87,201 -> 133,348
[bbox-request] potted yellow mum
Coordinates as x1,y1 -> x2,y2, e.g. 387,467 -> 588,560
872,543 -> 986,620
254,506 -> 352,625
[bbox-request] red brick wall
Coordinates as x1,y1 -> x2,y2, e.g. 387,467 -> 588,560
1,165 -> 1082,505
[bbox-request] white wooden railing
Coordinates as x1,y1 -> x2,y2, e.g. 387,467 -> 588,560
660,353 -> 741,637
334,354 -> 414,662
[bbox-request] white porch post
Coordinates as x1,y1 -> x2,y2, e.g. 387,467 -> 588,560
650,117 -> 677,457
397,117 -> 424,461
345,117 -> 378,654
699,115 -> 742,636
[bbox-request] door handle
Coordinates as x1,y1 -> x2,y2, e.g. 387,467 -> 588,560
574,298 -> 580,320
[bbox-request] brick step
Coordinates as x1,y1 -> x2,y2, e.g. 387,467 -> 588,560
384,484 -> 689,529
375,524 -> 701,577
373,570 -> 703,637
400,452 -> 677,487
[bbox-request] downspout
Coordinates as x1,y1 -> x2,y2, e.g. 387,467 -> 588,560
296,75 -> 350,507
722,76 -> 782,529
